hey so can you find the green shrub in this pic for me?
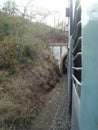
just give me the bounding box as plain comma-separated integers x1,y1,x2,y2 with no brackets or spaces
0,76,3,82
7,66,15,75
3,23,9,36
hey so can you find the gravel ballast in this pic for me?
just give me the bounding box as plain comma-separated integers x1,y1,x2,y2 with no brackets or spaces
50,75,71,130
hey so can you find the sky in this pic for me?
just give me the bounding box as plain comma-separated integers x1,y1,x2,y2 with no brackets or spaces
0,0,68,26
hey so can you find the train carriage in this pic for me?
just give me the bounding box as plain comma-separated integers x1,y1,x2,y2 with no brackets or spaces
67,0,98,130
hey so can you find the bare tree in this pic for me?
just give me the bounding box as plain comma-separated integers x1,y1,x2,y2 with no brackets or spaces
2,0,19,15
52,10,59,28
22,0,34,18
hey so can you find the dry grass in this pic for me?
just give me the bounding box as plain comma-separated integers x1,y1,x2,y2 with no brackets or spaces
0,50,60,129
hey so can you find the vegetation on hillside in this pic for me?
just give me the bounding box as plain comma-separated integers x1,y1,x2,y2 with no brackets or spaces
0,0,67,128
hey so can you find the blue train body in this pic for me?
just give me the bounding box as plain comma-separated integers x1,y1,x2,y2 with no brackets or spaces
67,0,98,130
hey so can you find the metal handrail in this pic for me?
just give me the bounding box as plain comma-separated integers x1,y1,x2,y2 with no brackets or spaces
72,74,81,86
72,67,82,71
73,37,81,54
72,5,81,38
73,52,82,61
72,21,81,48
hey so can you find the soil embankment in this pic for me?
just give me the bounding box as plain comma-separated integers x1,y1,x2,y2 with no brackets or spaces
0,50,60,129
32,76,71,130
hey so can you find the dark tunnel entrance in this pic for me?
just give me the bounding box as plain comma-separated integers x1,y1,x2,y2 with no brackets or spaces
63,55,67,74
60,53,68,75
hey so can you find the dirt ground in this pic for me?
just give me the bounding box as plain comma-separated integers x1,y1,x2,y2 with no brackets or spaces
32,76,71,130
0,71,71,130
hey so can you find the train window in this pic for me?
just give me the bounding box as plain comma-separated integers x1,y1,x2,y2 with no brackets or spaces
72,2,82,98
